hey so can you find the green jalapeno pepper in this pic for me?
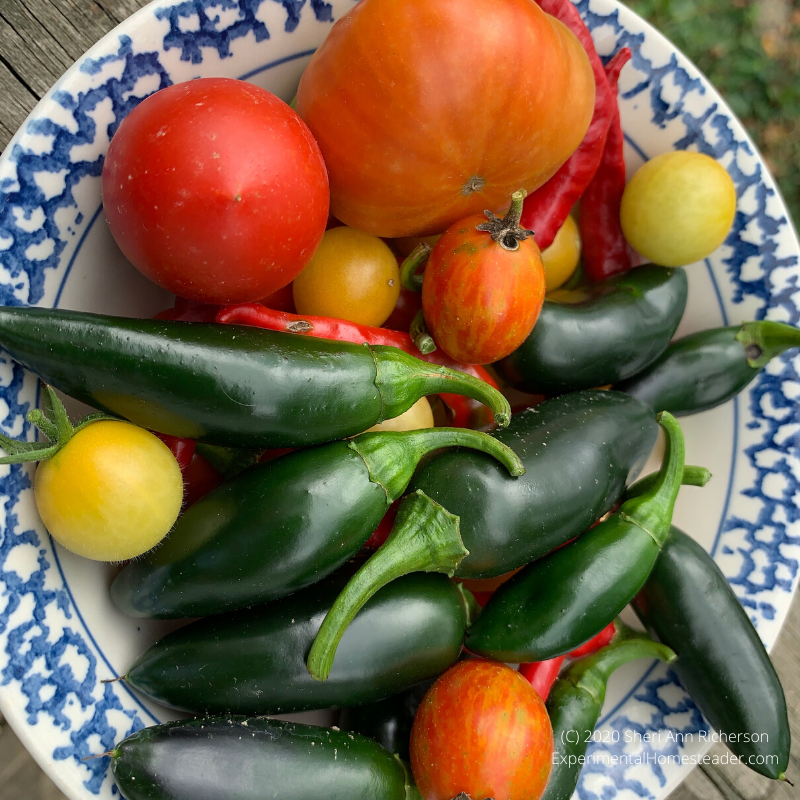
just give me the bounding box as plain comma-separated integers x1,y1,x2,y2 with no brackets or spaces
123,572,468,716
0,307,510,448
410,390,659,579
618,320,800,416
495,265,688,394
466,411,685,662
339,679,435,761
111,717,422,800
543,631,676,800
633,526,791,780
110,426,522,619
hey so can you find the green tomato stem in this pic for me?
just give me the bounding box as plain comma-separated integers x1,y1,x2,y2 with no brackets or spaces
0,383,119,465
400,243,431,293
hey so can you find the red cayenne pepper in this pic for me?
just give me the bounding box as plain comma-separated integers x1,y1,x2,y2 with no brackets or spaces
215,303,500,427
519,621,618,700
580,48,634,282
154,434,196,474
520,657,565,701
520,0,614,249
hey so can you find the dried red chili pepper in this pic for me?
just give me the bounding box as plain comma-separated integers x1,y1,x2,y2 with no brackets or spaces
518,621,618,699
580,48,634,282
519,0,614,250
216,303,499,427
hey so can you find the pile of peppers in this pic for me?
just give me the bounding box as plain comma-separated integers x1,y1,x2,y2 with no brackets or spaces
0,1,796,798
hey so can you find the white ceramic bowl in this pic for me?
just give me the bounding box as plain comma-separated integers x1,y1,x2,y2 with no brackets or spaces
0,1,798,798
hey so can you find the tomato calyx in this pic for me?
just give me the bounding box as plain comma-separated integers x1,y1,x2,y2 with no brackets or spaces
0,384,119,465
476,189,535,251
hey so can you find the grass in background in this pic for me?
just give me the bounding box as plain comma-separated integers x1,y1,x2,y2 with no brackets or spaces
624,0,800,229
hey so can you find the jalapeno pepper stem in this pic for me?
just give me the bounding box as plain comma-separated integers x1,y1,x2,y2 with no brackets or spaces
400,243,431,292
565,628,675,707
617,411,685,548
625,464,711,500
351,427,524,503
371,345,511,427
476,189,535,252
410,310,436,354
736,320,800,368
307,490,467,682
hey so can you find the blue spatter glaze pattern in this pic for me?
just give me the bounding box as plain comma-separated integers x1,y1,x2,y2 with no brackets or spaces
0,1,798,798
155,0,334,63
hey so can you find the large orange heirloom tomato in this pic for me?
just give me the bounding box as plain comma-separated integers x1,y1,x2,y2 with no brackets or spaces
295,0,595,238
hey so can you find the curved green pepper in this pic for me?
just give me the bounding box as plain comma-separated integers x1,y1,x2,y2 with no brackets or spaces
466,412,685,661
123,572,466,715
0,307,510,448
633,526,791,780
340,680,434,762
410,390,659,579
543,632,676,800
111,717,422,800
110,427,522,619
618,320,800,415
495,265,688,394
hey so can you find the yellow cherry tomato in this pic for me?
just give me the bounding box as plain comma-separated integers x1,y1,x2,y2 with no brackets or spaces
34,421,183,562
366,397,435,433
540,214,581,291
293,226,400,326
620,151,736,267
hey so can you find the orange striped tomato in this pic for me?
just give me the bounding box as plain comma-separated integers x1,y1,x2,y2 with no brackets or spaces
410,660,553,800
421,198,545,364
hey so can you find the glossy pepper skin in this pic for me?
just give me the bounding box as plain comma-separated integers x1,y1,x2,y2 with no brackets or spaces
634,527,790,780
111,427,521,619
618,320,800,415
124,573,467,716
543,634,675,800
111,717,421,800
467,412,685,660
495,265,688,394
410,391,658,579
0,307,509,448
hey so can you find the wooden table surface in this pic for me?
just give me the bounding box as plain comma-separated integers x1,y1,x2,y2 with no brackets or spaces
0,1,799,798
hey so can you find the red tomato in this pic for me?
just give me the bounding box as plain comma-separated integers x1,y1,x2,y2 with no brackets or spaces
422,194,546,364
103,78,329,304
295,0,595,237
410,660,553,800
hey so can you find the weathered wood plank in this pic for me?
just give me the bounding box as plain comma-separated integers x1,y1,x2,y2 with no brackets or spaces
95,0,150,26
16,0,119,62
0,53,38,154
0,715,69,800
0,2,74,97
